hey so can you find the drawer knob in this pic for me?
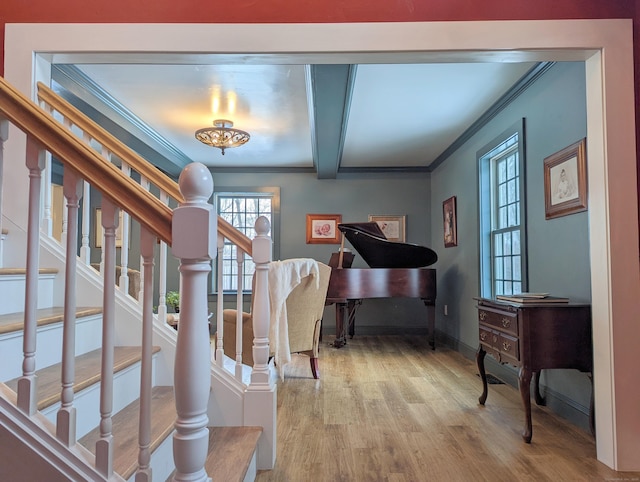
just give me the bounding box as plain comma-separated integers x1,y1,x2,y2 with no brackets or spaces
501,318,511,328
479,311,487,321
480,332,487,341
502,341,511,351
493,335,498,343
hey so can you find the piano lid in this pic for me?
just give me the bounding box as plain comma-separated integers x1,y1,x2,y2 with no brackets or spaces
338,223,438,269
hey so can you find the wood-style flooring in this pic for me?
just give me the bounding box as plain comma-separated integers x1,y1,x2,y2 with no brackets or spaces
256,335,640,482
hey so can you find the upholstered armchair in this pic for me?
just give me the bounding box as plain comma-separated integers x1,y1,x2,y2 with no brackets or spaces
220,259,331,379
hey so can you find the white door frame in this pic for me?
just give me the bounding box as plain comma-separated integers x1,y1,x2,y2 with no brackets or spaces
4,20,639,470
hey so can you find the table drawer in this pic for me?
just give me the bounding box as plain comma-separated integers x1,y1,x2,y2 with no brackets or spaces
478,308,518,336
498,332,519,361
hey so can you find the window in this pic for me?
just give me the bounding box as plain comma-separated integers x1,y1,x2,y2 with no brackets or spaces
478,120,527,298
214,188,280,292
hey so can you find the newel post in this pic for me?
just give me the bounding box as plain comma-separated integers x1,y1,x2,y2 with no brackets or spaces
171,163,216,482
244,216,277,470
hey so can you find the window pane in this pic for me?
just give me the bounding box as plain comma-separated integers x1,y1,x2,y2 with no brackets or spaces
504,281,512,295
504,256,512,279
513,281,522,294
498,161,506,183
513,255,522,280
507,179,516,203
495,257,503,279
499,183,506,206
503,232,512,255
508,203,517,227
498,207,506,228
512,231,521,255
494,233,502,256
507,155,515,179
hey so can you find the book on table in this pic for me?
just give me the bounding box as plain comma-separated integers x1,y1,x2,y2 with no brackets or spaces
496,293,569,303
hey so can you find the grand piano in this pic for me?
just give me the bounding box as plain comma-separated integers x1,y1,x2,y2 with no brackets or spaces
326,222,438,349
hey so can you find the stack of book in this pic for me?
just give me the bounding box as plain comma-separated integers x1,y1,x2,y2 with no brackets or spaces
496,293,569,303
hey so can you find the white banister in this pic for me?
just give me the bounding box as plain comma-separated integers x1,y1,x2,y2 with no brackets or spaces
171,163,216,482
244,216,277,469
17,137,45,416
95,199,118,479
136,226,156,482
56,171,83,447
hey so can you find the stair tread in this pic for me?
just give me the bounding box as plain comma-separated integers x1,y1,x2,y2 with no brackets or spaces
5,345,160,411
0,267,58,276
205,426,262,482
0,306,103,335
79,385,176,480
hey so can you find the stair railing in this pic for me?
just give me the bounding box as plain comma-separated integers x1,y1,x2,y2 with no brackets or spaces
1,75,277,478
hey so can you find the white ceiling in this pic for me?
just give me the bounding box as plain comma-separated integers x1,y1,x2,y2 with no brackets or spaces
63,60,536,176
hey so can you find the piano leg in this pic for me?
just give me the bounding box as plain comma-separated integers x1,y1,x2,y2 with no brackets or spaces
424,300,436,350
331,302,349,348
347,299,362,339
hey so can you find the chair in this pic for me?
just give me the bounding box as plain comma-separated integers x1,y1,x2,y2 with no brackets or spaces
220,259,331,379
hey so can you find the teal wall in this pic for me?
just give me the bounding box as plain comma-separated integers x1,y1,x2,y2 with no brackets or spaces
210,171,434,334
430,61,592,424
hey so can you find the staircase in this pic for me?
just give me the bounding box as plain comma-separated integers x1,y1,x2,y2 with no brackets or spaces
0,75,276,480
0,266,262,481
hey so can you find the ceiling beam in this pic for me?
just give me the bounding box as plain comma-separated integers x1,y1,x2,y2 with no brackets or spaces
309,65,356,179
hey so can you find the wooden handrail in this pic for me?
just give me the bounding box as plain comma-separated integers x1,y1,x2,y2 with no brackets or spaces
37,82,183,203
36,81,252,255
0,75,172,243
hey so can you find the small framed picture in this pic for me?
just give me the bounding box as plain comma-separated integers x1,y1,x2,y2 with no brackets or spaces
306,214,342,244
368,215,406,242
443,196,457,248
544,138,588,219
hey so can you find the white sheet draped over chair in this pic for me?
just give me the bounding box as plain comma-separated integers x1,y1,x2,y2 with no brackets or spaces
221,258,331,379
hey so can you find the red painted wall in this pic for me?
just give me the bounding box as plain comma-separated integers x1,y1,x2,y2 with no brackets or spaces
0,0,635,73
1,0,639,235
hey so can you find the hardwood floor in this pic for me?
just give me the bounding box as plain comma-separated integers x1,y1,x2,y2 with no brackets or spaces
256,335,639,482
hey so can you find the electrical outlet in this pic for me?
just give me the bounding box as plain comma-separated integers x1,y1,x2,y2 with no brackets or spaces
444,305,448,316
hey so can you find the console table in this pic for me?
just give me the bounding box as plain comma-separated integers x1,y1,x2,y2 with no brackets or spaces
474,297,593,443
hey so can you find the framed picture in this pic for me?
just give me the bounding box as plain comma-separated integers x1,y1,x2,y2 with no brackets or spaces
95,208,125,248
443,196,457,248
368,215,406,242
306,214,342,244
544,138,588,219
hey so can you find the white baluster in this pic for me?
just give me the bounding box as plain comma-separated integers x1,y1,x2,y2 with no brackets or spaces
215,235,225,367
17,137,45,416
136,226,156,482
95,199,118,478
171,163,215,482
158,192,169,324
138,177,150,301
56,172,83,446
39,101,55,237
235,254,244,380
244,216,277,470
42,152,53,237
0,119,7,268
119,163,131,296
79,181,91,264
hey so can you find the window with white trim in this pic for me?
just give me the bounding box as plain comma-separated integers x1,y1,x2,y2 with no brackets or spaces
214,188,279,292
478,120,527,298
